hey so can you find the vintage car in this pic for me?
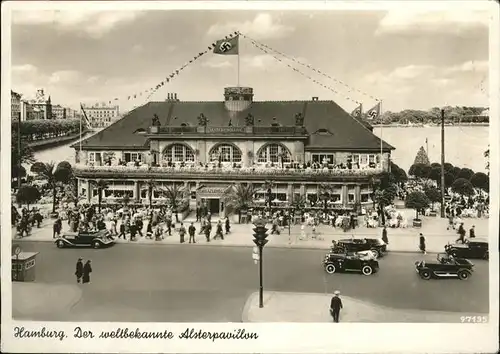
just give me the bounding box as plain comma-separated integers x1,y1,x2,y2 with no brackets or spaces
444,238,489,260
323,251,380,276
331,238,387,258
55,230,114,249
415,253,474,280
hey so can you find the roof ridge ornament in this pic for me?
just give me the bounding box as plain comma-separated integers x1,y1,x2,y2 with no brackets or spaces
152,114,161,127
245,113,254,127
197,113,208,126
295,112,304,127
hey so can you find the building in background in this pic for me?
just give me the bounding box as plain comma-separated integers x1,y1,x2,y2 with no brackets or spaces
73,87,394,216
52,104,67,120
81,102,120,128
28,89,52,120
11,90,22,121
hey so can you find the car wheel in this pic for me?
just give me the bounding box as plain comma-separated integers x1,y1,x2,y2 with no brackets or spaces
361,265,373,276
452,251,458,257
56,240,65,248
325,264,336,274
458,270,470,280
420,269,432,280
370,249,379,258
92,241,100,249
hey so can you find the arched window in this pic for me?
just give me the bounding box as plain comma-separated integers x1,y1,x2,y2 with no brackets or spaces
257,143,291,163
163,144,195,162
209,144,242,163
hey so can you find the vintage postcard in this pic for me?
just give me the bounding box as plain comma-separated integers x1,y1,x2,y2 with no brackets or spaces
1,1,499,353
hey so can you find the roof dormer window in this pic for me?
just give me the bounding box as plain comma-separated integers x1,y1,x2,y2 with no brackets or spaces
314,128,333,135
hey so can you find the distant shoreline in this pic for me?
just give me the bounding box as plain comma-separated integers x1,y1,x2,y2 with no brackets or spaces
372,123,489,128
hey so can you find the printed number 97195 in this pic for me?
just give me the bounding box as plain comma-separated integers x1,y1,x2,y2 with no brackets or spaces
460,316,488,323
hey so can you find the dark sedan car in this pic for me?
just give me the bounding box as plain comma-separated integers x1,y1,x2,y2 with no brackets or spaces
444,238,489,260
415,253,474,280
323,251,380,276
55,230,114,249
331,238,387,258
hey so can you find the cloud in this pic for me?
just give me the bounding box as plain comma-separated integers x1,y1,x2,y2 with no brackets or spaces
207,13,294,40
376,10,489,35
12,10,142,38
12,64,38,75
445,60,489,74
48,70,82,84
201,57,233,68
364,65,437,85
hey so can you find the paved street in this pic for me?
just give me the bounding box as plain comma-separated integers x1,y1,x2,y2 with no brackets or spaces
14,241,489,322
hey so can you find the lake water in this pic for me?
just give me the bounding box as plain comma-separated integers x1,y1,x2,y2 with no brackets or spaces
33,126,489,173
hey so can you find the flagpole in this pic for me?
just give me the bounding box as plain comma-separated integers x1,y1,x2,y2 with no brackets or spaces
237,51,240,87
79,103,82,153
379,100,383,170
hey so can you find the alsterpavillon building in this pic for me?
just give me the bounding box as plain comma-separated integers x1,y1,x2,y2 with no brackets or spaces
73,86,395,216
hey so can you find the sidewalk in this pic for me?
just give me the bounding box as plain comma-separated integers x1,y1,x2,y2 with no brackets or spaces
12,282,82,320
242,291,464,323
11,214,489,254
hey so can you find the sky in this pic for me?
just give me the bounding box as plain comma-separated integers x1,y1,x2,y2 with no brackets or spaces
9,3,491,113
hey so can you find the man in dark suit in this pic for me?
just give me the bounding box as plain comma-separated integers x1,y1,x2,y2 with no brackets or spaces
330,290,343,323
75,257,83,283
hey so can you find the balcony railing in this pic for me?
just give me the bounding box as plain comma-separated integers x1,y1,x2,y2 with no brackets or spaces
149,125,307,135
74,164,382,180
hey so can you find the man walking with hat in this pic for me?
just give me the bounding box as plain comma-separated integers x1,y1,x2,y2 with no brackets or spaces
75,257,83,283
330,290,343,323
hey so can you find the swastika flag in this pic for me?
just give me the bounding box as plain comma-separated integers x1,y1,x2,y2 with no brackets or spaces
366,102,381,120
213,35,239,55
351,104,362,118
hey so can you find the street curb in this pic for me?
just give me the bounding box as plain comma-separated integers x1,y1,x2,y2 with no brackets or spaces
240,291,486,322
11,238,440,255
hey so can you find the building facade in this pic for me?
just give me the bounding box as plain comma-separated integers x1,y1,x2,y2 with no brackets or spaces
28,89,52,120
52,104,67,119
81,102,120,128
11,90,22,121
73,86,394,217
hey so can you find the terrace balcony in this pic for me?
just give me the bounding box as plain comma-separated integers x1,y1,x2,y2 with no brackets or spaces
73,163,383,182
147,125,309,137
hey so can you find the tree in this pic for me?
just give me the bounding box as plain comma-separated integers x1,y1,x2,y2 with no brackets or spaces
16,185,41,210
443,163,454,172
470,172,489,193
11,165,26,182
30,161,61,213
413,146,430,165
262,179,276,208
451,178,474,196
484,148,489,172
319,183,334,212
424,186,441,210
457,167,474,181
430,162,441,169
404,191,430,220
120,193,131,207
451,167,462,178
11,127,35,167
390,162,408,183
144,179,158,208
408,163,428,178
224,183,256,222
163,184,185,222
90,179,109,212
291,194,306,211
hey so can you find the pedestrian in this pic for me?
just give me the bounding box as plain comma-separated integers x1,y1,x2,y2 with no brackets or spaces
456,222,466,243
179,222,186,243
469,225,476,238
419,233,426,254
118,221,126,239
110,217,117,236
136,217,144,237
130,221,137,241
82,260,92,284
382,226,389,245
330,290,343,323
188,222,196,243
214,220,224,240
53,217,62,239
225,217,230,234
166,216,172,236
146,222,153,239
75,257,83,283
205,221,211,242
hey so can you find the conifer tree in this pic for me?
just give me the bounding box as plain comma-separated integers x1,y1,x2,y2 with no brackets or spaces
413,146,430,165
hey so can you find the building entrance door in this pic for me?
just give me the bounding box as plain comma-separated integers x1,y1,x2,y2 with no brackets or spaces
208,199,220,215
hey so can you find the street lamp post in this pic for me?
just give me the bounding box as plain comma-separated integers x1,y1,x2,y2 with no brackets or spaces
252,219,269,308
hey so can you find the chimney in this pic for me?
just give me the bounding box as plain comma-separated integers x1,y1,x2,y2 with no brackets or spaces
174,93,178,101
312,97,319,101
167,93,171,100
